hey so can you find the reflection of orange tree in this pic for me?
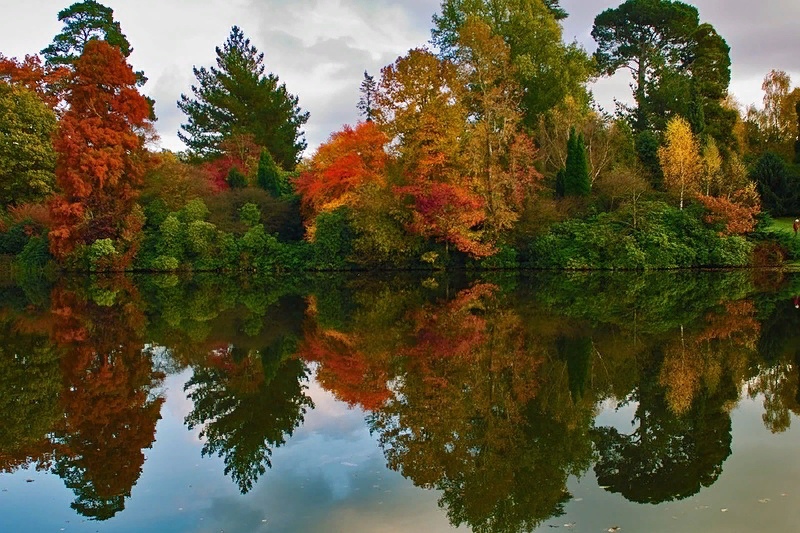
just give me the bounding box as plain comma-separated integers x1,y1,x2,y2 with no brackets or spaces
369,284,593,533
659,300,759,415
49,280,164,521
296,295,392,411
184,338,313,493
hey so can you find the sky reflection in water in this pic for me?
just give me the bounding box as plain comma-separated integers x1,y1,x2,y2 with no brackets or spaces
1,271,800,532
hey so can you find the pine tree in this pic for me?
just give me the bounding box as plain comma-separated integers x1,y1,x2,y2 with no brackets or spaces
357,70,377,122
178,26,309,169
257,149,283,197
41,0,145,85
563,127,590,196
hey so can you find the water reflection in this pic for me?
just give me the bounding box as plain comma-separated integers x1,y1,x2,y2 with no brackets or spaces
1,270,800,530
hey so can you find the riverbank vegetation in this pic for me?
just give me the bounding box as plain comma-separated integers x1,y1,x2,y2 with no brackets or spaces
3,0,800,272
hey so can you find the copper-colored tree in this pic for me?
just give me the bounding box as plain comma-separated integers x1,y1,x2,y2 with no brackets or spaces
49,40,152,268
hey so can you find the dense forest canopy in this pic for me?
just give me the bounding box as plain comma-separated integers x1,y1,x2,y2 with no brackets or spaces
1,0,800,272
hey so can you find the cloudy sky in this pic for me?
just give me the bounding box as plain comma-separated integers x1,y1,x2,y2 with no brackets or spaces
1,0,798,155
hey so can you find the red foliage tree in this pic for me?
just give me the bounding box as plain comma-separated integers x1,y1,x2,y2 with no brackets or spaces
49,40,152,268
0,53,68,109
294,121,389,219
201,133,261,192
397,181,493,257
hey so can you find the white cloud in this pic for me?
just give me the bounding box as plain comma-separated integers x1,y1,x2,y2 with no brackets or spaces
2,0,798,155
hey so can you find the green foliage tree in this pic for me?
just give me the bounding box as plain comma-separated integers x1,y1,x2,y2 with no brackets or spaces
563,127,590,196
750,152,799,216
226,167,248,189
178,26,309,169
635,130,664,188
593,0,732,146
41,0,145,84
256,148,283,197
432,0,591,125
0,83,57,207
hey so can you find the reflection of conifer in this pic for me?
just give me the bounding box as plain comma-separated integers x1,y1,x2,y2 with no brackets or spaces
557,336,592,401
185,337,313,493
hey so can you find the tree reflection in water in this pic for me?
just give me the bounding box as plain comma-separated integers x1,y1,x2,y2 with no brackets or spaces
1,271,800,528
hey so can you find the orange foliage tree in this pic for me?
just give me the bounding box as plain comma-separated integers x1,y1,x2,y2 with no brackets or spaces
695,183,761,235
294,121,388,225
376,49,492,257
0,53,68,109
49,40,152,268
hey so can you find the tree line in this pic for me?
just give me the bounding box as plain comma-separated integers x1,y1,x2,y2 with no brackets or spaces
2,0,800,272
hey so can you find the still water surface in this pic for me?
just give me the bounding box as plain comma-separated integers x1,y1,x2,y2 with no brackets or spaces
1,271,800,532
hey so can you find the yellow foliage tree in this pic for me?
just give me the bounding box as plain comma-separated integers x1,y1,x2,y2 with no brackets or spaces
658,116,702,210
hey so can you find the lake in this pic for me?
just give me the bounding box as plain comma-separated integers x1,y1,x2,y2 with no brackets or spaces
1,270,800,532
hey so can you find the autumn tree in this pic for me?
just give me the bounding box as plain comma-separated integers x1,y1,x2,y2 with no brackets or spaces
433,0,592,125
658,116,702,209
178,26,308,169
49,40,152,268
0,54,69,109
376,48,491,257
455,18,541,237
294,121,388,223
0,83,58,207
745,70,800,159
694,147,761,235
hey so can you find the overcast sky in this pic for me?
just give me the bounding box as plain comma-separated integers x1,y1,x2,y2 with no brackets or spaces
1,0,798,155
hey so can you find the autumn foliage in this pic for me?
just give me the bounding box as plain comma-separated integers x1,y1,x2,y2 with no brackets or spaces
294,121,388,220
0,53,68,108
48,40,152,267
695,184,761,236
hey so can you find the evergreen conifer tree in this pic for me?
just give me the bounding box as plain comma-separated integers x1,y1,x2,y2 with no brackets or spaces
226,167,248,189
563,127,590,196
257,148,283,197
178,26,309,169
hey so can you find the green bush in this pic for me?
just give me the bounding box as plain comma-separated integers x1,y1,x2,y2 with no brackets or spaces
239,203,261,227
15,235,51,272
313,208,354,270
151,255,180,271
